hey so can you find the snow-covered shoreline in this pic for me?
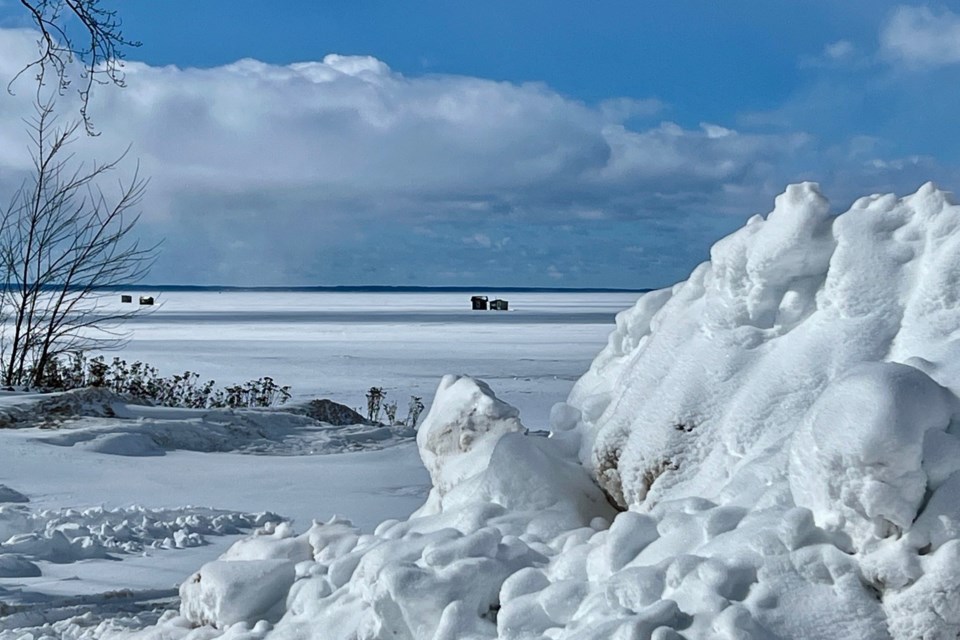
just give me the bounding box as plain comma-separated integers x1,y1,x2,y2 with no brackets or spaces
99,290,638,430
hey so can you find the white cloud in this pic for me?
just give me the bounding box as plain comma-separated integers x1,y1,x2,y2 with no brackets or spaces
3,36,804,206
880,5,960,67
797,39,871,71
825,40,855,61
464,233,492,248
0,26,948,286
597,97,663,122
700,123,735,139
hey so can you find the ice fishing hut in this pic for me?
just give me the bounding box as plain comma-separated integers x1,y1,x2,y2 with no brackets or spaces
139,296,155,306
490,299,509,311
120,294,132,303
471,295,488,310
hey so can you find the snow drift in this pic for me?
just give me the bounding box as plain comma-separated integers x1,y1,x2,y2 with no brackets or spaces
141,183,960,639
0,389,415,456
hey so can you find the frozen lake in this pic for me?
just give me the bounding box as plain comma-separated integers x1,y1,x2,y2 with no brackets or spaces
0,290,642,614
104,290,642,427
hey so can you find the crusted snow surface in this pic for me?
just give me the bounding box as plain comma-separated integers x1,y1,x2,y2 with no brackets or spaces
134,183,960,639
0,390,415,456
0,504,282,576
0,503,284,640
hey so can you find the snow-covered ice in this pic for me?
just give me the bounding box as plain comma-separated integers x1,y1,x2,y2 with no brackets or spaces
105,291,637,429
0,290,627,638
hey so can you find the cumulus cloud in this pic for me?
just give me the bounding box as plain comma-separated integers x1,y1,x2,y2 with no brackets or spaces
0,27,951,287
2,34,792,221
880,5,960,67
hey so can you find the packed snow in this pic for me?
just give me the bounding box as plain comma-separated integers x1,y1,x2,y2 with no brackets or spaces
30,396,415,457
7,183,960,638
0,504,282,576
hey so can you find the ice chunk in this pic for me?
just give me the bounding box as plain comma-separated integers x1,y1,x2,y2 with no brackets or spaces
180,559,296,628
0,553,41,577
789,362,956,549
416,375,525,504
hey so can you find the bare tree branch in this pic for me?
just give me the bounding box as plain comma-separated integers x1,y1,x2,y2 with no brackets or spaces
0,99,159,387
9,0,141,135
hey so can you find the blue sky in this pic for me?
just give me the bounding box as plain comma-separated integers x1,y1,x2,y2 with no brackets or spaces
0,1,959,287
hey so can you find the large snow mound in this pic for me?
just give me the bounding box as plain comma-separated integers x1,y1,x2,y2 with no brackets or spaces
137,183,960,639
568,182,960,517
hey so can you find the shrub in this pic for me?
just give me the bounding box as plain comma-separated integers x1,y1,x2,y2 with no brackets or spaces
406,396,425,428
383,400,398,425
365,389,426,427
366,387,384,423
29,353,291,409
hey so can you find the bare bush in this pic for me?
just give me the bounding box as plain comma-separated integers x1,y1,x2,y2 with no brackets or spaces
406,395,424,428
0,100,157,388
34,353,291,409
366,386,384,423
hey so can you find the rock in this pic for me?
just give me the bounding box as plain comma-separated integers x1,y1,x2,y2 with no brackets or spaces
0,554,41,577
290,399,370,426
0,484,29,503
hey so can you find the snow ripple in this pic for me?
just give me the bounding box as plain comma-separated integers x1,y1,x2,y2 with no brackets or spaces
0,504,283,576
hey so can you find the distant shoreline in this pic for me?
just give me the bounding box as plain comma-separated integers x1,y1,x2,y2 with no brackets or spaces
96,284,653,294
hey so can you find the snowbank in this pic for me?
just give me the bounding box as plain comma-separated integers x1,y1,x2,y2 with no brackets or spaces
140,183,960,639
563,182,960,636
0,391,414,456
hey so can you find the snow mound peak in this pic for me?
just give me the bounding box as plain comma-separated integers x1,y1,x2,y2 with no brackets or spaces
416,375,526,506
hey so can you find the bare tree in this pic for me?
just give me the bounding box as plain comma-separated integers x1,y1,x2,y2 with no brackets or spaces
0,99,157,387
10,0,140,134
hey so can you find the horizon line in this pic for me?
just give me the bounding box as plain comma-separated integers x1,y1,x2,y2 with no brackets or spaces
103,284,653,294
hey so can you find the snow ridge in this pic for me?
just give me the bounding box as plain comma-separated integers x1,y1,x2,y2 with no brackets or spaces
0,392,415,457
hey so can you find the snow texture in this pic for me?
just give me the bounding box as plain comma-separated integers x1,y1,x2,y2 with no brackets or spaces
0,503,282,571
1,391,414,456
48,183,960,638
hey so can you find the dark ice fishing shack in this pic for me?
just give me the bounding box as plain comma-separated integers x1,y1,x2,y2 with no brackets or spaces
470,295,509,311
490,299,509,311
